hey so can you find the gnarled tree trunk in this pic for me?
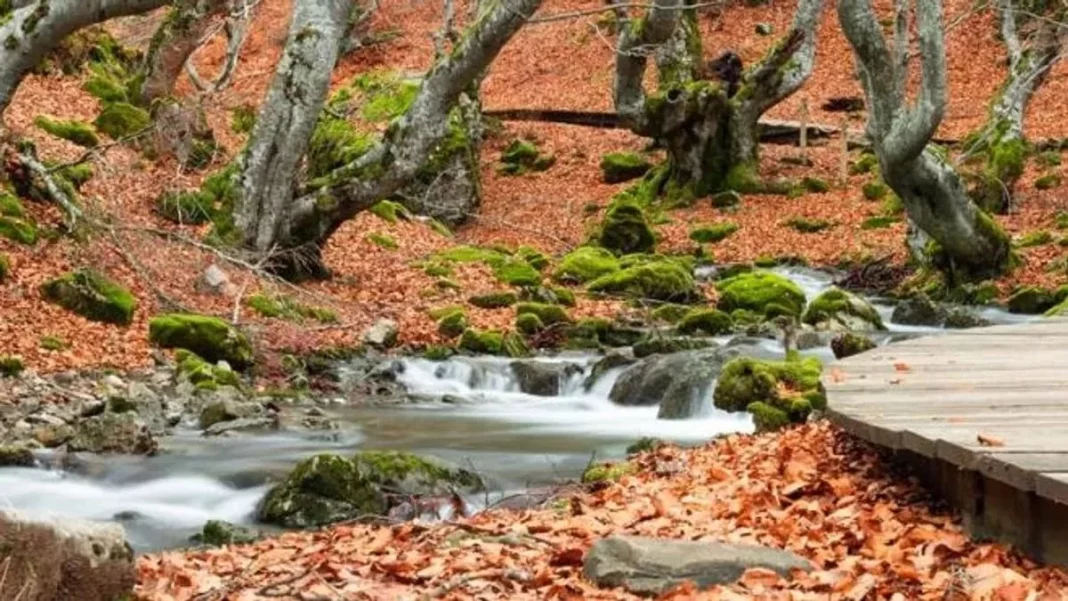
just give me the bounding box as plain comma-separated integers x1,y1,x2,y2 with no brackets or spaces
614,0,824,201
233,0,544,278
839,0,1012,281
141,0,229,104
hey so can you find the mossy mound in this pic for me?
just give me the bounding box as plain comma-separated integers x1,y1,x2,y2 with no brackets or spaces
587,258,697,303
457,328,504,354
831,332,877,359
431,245,541,287
802,288,885,331
520,285,576,307
40,269,136,325
1036,174,1061,190
0,215,37,245
1007,286,1056,314
177,349,240,391
149,313,254,369
581,460,636,484
676,308,733,336
713,356,825,432
600,152,652,184
862,181,888,200
689,222,739,244
190,520,258,547
34,116,99,148
0,254,9,282
783,217,832,233
493,258,541,286
861,215,899,230
93,101,150,139
1016,230,1054,248
715,271,806,319
436,309,467,338
650,303,690,324
369,199,410,224
258,451,484,528
247,293,337,323
564,318,643,349
515,313,544,336
499,139,554,175
516,246,549,270
599,201,655,255
155,190,213,224
0,355,23,378
469,291,517,309
515,302,571,326
554,247,621,283
632,335,716,358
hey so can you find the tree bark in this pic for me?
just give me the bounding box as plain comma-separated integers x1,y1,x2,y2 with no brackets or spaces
613,0,824,201
839,0,1012,281
0,0,171,115
141,0,229,104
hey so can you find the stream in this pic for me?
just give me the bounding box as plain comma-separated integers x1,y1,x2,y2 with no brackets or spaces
0,268,1033,552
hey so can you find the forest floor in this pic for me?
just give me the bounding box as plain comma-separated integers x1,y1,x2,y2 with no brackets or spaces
0,0,1066,598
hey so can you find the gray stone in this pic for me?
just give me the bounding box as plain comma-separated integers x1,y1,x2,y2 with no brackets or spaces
943,308,992,329
0,509,135,601
583,349,635,391
204,415,278,437
26,413,67,427
199,263,233,296
583,536,811,596
364,318,399,349
67,412,157,455
510,361,583,396
891,293,947,326
80,399,106,418
0,444,35,467
101,374,126,389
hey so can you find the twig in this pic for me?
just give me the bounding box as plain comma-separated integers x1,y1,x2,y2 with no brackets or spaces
526,1,722,24
46,126,153,174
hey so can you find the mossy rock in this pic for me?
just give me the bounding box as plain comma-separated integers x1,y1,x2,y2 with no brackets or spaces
457,328,504,354
0,215,37,245
676,308,733,336
1036,174,1062,191
521,285,576,307
715,271,806,319
0,191,24,218
0,355,23,378
632,335,716,358
93,101,150,139
258,451,484,528
862,181,888,200
437,309,467,338
831,332,876,359
502,331,531,358
40,269,136,325
246,293,337,323
190,520,258,547
177,349,240,390
800,176,830,193
650,303,690,324
802,288,885,331
689,222,739,244
515,302,571,326
861,215,899,230
1017,230,1054,248
516,246,549,270
369,199,410,224
565,318,643,349
1007,286,1056,314
149,313,254,369
783,217,832,233
713,356,825,432
366,233,398,250
0,444,34,467
600,152,652,184
625,437,664,455
554,247,620,283
0,253,8,283
34,116,99,148
423,345,455,360
850,153,879,174
581,460,635,484
493,259,541,286
468,291,517,309
599,201,655,255
711,190,742,209
515,312,544,336
587,258,696,303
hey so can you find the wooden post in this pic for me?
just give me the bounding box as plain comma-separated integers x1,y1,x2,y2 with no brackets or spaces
839,119,849,184
799,99,809,161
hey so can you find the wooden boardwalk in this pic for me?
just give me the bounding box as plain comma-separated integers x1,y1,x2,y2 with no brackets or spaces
824,318,1068,565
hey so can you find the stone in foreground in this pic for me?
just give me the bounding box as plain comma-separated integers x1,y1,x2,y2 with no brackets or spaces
583,536,811,596
0,509,135,601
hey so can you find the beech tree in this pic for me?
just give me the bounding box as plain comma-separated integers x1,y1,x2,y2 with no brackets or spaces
613,0,824,202
838,0,1012,280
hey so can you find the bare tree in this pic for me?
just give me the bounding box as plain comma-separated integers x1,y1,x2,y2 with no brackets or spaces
141,0,230,104
839,0,1012,281
613,0,824,202
968,0,1066,212
230,0,543,277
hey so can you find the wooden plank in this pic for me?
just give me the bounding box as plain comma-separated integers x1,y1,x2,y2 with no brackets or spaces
1036,473,1068,505
973,454,1068,492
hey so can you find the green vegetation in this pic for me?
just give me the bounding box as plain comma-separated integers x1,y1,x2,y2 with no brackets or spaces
0,355,24,377
34,116,99,148
1036,174,1061,190
515,312,544,335
860,215,900,230
1017,230,1054,248
599,200,655,255
716,271,806,319
40,269,136,325
39,335,67,351
587,257,697,303
850,153,879,175
156,190,213,224
499,139,554,175
366,232,398,250
1007,286,1056,314
800,176,830,193
0,253,8,282
862,181,888,200
713,356,825,432
515,302,571,325
246,293,337,323
457,328,505,354
94,101,150,138
689,222,739,243
177,349,240,391
600,152,652,184
676,308,733,336
369,199,410,224
468,291,518,308
802,288,885,330
436,308,467,338
431,245,542,287
0,215,36,245
554,247,621,283
581,460,636,484
831,332,876,359
783,217,832,233
231,104,257,134
148,313,254,368
650,303,690,323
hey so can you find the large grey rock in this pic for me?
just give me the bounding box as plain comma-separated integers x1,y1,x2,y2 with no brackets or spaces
583,349,635,391
198,263,233,296
610,345,778,419
204,415,278,437
510,361,582,396
67,412,157,455
0,509,135,601
891,293,947,326
364,318,399,349
583,536,811,596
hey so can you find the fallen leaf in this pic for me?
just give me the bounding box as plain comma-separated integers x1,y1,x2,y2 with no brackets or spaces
978,432,1006,447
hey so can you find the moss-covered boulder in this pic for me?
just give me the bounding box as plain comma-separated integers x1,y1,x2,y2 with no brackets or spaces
689,222,739,244
600,152,652,184
831,332,877,359
177,349,240,391
715,271,806,319
599,201,655,255
499,139,553,175
554,247,621,283
713,356,825,432
581,460,636,484
34,116,99,148
802,288,885,332
515,302,570,326
515,312,544,336
676,308,733,336
632,335,716,358
0,215,37,245
0,355,23,378
457,327,530,356
0,445,35,467
258,451,485,528
587,258,697,303
190,520,258,547
1007,286,1056,314
650,304,689,324
94,101,150,138
493,258,541,286
890,293,947,326
521,285,576,307
40,269,136,325
436,308,467,338
149,313,254,369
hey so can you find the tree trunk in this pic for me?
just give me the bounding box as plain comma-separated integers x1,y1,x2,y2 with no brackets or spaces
839,0,1012,281
141,0,229,104
0,0,171,115
614,0,823,201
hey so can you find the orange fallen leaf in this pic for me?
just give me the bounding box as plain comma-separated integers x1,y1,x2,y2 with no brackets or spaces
978,432,1006,447
893,362,911,372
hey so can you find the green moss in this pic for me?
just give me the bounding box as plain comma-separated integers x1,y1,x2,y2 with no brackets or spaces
802,287,884,329
1038,150,1062,167
306,116,375,180
860,215,899,230
149,313,254,368
516,246,549,270
423,345,455,360
366,232,398,250
600,152,652,184
800,176,830,193
501,139,539,165
369,199,409,224
40,269,136,325
502,331,531,357
831,332,877,359
783,217,832,233
715,271,806,319
676,308,733,336
650,303,690,323
468,291,518,308
554,247,621,283
0,216,36,245
689,222,738,243
1017,230,1054,248
437,309,467,338
850,153,879,175
457,328,504,354
231,105,256,134
862,181,888,200
711,190,742,209
246,293,336,323
492,259,540,286
176,349,239,390
587,258,696,303
0,355,23,377
434,245,506,263
190,520,258,547
39,335,67,351
581,460,636,484
713,356,824,430
34,116,98,148
515,312,544,335
598,200,655,255
516,302,571,325
0,191,24,218
1007,286,1055,314
881,193,905,215
747,402,792,432
1036,174,1061,190
357,74,419,122
156,190,212,224
93,102,150,139
0,253,8,282
59,163,93,189
549,286,576,306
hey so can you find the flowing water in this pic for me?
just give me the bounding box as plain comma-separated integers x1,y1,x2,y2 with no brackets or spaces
0,268,1032,552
